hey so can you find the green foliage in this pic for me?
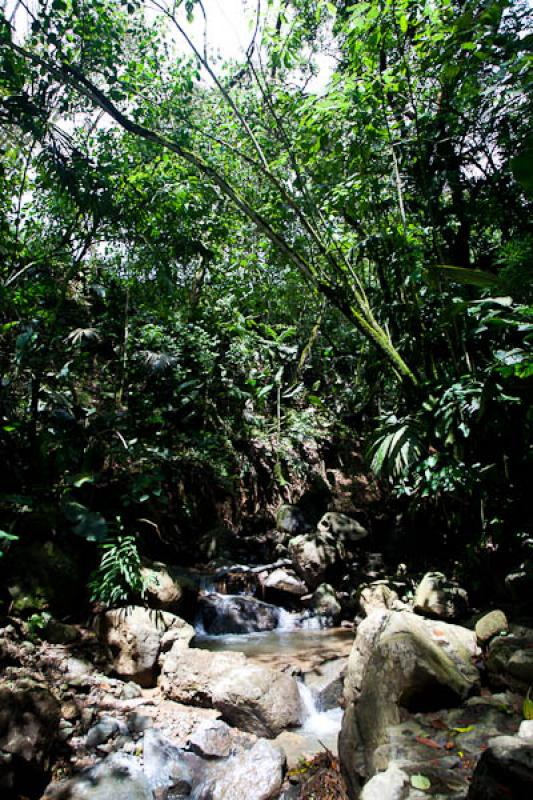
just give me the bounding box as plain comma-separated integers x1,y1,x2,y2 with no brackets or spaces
89,532,147,606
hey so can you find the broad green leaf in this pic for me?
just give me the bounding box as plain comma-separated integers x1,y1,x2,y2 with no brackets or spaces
410,774,431,790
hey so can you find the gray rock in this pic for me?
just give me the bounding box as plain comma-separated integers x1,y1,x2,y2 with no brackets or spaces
486,626,533,691
288,533,337,589
468,735,533,799
143,728,192,793
358,582,406,617
85,719,122,749
414,571,469,620
359,763,409,800
339,610,480,794
303,657,347,711
263,568,307,601
142,559,198,614
188,720,253,759
194,738,285,800
317,512,368,542
197,594,279,635
43,753,152,800
95,606,194,687
127,712,152,734
475,609,509,644
160,645,301,738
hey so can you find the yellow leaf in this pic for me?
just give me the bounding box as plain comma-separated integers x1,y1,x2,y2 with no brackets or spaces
453,725,475,733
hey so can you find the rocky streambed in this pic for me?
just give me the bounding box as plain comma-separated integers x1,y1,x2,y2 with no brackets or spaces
2,508,533,798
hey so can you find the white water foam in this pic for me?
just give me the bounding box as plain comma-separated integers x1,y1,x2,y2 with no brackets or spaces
297,681,343,738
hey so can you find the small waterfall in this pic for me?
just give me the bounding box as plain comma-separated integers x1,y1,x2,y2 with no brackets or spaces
297,680,344,737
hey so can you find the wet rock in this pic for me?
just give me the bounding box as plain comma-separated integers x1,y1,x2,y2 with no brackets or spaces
475,609,509,644
197,594,279,635
339,611,480,795
195,738,285,800
143,728,193,793
310,583,341,622
141,559,198,615
276,504,312,536
468,735,533,799
0,677,61,796
43,753,152,800
303,657,347,711
127,712,152,735
95,606,194,687
317,512,368,542
160,645,301,738
414,571,468,620
288,533,337,589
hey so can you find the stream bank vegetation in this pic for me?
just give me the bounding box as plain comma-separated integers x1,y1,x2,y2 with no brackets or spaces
0,0,531,609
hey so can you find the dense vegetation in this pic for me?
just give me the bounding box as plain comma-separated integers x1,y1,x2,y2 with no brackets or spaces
0,0,531,607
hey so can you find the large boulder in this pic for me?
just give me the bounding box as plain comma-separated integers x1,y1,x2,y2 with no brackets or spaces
197,594,280,635
0,678,61,797
288,533,338,589
339,611,480,796
468,735,533,799
160,645,301,737
95,606,194,687
413,571,469,620
317,512,368,543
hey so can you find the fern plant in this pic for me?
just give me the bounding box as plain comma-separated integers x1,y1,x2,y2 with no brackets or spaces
89,529,147,606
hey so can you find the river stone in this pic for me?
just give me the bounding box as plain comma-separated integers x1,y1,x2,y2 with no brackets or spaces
195,738,285,800
0,678,61,796
197,594,279,635
212,662,302,737
141,559,197,614
95,606,194,687
43,753,152,800
339,610,480,794
317,512,368,542
468,735,533,799
414,571,469,620
475,609,509,644
288,533,337,589
160,645,301,737
188,719,255,759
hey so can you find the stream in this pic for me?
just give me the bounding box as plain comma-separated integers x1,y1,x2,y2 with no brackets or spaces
192,591,354,760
